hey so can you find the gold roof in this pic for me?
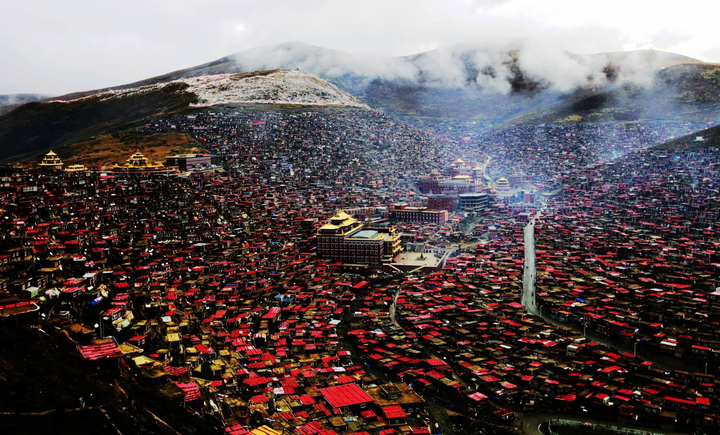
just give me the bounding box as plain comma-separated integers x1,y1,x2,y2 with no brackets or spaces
331,210,353,222
113,151,164,169
65,164,87,172
39,150,64,167
320,210,360,231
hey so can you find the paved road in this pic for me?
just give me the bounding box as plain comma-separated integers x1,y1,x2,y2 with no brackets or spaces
522,207,542,317
389,286,400,327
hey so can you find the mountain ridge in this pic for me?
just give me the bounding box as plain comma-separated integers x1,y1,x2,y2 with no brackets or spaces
0,69,367,163
2,42,720,163
654,124,720,150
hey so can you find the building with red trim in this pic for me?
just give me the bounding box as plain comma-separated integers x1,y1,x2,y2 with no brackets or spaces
165,153,213,171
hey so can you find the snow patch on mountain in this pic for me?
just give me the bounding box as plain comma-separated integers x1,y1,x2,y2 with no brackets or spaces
185,69,369,108
48,69,369,109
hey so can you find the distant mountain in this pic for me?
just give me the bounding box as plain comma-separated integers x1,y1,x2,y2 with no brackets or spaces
226,43,713,121
508,62,720,124
0,69,367,162
0,94,51,106
77,41,711,121
0,93,52,116
653,124,720,150
2,41,719,162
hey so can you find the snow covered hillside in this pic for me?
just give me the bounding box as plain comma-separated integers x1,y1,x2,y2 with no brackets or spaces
50,69,370,109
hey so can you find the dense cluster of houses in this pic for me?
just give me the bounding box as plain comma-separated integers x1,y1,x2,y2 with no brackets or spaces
532,149,720,415
0,108,478,435
0,105,717,434
0,159,443,434
423,120,708,187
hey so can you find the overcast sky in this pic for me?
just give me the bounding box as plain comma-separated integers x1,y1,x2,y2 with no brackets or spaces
2,0,719,95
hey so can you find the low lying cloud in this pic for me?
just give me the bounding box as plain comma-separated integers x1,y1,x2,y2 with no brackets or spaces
231,40,675,95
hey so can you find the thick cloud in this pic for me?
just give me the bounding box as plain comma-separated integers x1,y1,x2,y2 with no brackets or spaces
1,0,718,94
229,39,678,95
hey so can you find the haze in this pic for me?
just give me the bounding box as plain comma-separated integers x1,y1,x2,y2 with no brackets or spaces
1,0,719,95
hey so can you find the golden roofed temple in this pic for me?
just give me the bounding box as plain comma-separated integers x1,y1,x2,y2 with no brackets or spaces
65,164,87,173
38,150,64,169
318,210,363,236
112,152,170,173
496,176,510,191
317,210,402,269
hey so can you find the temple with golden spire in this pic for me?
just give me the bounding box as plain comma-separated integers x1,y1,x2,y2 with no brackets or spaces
496,177,510,192
38,150,64,170
112,151,173,173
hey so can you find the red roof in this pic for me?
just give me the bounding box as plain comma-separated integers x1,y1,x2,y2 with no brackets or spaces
468,392,488,402
319,383,373,408
176,382,201,401
77,341,122,360
164,366,190,377
225,423,250,435
383,405,407,419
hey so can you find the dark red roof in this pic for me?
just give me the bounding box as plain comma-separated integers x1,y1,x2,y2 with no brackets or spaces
319,383,373,408
77,341,122,360
175,382,201,401
383,405,407,419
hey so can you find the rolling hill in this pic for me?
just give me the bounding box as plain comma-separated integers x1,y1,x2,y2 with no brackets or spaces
0,82,197,163
2,42,720,163
508,63,720,124
0,69,367,163
40,42,712,121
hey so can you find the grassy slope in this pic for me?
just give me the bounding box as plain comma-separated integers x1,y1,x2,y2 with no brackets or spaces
653,124,720,150
0,82,197,163
55,132,201,168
